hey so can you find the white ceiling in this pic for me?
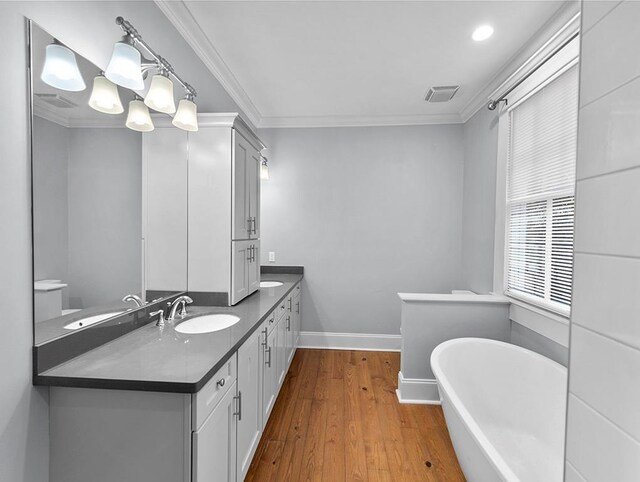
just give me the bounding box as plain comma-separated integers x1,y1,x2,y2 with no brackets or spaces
161,1,568,127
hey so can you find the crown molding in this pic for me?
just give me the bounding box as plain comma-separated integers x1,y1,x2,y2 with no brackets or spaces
154,0,262,128
459,1,581,122
33,99,70,128
258,113,463,129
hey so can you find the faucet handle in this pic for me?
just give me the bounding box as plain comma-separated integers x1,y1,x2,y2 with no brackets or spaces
150,309,166,327
178,296,194,317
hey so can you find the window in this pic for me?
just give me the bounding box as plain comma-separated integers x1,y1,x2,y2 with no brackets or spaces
505,64,579,314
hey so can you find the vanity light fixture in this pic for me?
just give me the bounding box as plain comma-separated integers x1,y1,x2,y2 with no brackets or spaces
107,16,198,126
88,74,124,114
126,95,154,132
472,25,494,42
172,93,199,131
260,157,270,180
41,40,86,92
144,63,176,114
105,34,145,91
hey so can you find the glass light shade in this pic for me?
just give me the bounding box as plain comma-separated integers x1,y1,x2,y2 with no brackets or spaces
41,42,86,92
126,99,154,132
144,74,176,114
88,75,124,114
172,98,198,131
260,162,269,180
105,40,144,91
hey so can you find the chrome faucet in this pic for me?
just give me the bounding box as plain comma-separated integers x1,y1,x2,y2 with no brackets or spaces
168,295,193,321
122,294,145,307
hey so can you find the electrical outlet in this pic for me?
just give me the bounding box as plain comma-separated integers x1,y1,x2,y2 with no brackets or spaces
268,251,276,263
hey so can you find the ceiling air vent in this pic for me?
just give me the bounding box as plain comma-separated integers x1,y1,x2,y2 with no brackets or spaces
425,85,460,103
35,93,78,109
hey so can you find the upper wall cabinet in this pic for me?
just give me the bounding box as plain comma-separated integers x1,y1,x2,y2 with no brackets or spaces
233,131,261,241
145,114,265,306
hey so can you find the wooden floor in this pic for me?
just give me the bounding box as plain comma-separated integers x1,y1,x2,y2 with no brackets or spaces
245,349,465,482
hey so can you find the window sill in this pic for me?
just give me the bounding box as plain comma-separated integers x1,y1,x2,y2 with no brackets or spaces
505,294,571,347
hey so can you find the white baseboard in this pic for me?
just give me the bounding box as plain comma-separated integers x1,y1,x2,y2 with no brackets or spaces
298,331,401,352
396,371,441,405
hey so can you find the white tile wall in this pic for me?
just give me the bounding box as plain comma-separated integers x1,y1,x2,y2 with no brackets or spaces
574,168,640,257
569,325,640,441
576,75,640,180
572,253,640,349
567,1,640,479
579,1,640,107
580,0,622,33
566,395,640,482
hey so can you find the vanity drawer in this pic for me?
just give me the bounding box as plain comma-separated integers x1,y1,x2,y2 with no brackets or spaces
192,353,237,431
276,298,287,321
265,309,277,334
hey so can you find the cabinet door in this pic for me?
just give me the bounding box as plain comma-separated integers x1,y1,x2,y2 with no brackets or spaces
237,325,263,481
276,315,287,388
232,131,251,241
248,240,260,295
293,289,301,348
192,380,237,482
261,313,277,426
248,146,261,239
231,240,250,305
284,294,294,366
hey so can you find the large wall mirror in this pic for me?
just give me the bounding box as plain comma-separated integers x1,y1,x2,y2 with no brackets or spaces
31,21,187,344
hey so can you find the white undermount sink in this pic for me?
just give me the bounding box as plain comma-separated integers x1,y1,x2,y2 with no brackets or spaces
64,312,123,330
175,314,241,334
260,281,283,288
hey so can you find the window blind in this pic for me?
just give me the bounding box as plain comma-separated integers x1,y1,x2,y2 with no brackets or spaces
506,64,578,312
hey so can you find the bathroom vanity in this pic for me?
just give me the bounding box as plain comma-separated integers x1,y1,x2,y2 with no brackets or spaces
40,274,302,482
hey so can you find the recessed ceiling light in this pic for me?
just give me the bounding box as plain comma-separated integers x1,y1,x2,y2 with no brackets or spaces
472,25,494,42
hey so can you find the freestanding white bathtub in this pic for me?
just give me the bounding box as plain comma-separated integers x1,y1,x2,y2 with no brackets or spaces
431,338,567,482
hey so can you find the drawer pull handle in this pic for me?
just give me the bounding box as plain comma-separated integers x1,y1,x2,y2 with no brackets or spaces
286,315,291,331
296,301,300,314
216,378,225,388
261,327,268,346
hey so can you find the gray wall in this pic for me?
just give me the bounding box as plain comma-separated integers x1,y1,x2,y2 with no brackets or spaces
509,321,568,366
67,128,142,308
461,107,498,294
33,117,69,286
259,125,464,335
0,2,251,480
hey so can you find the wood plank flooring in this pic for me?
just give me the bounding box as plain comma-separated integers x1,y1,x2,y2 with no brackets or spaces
245,349,465,482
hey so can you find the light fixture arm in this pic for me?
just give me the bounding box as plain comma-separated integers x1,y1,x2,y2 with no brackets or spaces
115,16,197,98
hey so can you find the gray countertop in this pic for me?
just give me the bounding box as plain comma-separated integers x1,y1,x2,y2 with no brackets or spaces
35,273,302,393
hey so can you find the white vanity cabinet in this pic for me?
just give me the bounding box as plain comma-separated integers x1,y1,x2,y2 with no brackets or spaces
261,310,278,425
236,320,264,481
232,130,261,241
145,114,265,306
231,240,261,305
193,379,237,482
293,284,302,347
49,285,301,482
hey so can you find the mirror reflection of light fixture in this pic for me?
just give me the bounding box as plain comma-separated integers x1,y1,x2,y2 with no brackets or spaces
144,68,176,114
41,40,86,92
88,74,124,114
172,94,198,131
126,95,154,132
105,35,145,91
260,157,269,180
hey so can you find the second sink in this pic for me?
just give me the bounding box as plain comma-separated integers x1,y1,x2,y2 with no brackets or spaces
175,314,241,334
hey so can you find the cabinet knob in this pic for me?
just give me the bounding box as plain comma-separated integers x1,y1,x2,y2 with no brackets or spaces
216,378,225,388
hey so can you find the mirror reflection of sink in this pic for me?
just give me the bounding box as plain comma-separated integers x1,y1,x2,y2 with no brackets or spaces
260,281,283,288
175,314,241,335
64,312,123,330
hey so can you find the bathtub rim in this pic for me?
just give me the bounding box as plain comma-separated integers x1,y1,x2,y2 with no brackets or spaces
431,337,567,482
